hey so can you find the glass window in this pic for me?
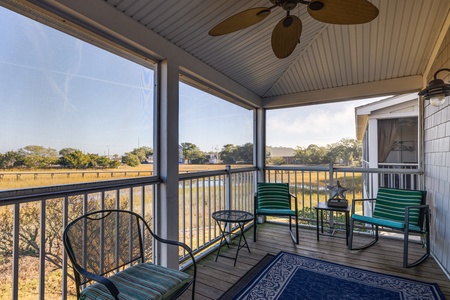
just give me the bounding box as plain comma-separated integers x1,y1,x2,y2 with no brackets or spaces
179,82,253,171
0,7,154,189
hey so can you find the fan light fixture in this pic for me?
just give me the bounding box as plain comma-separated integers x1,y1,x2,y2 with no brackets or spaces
418,68,450,107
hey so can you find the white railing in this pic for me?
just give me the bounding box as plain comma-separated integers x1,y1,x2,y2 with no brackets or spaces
264,164,423,227
0,164,422,299
0,177,160,300
178,167,256,261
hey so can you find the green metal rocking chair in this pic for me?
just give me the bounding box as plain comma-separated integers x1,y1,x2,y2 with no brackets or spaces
253,182,299,244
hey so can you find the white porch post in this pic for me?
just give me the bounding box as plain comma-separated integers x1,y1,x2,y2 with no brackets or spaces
366,118,379,216
155,59,179,269
255,108,265,184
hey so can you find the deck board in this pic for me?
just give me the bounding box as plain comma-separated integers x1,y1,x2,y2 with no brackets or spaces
180,223,450,299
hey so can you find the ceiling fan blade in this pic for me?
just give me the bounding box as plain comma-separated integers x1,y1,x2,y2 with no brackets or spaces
307,0,379,25
209,7,271,36
271,15,302,59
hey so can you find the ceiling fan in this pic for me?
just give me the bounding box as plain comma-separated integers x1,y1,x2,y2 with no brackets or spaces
208,0,379,59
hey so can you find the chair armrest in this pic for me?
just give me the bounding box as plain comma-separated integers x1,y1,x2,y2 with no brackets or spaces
76,267,119,298
142,222,197,282
351,198,376,215
405,204,430,228
289,193,298,212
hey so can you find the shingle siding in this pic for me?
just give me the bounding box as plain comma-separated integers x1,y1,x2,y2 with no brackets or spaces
424,26,450,274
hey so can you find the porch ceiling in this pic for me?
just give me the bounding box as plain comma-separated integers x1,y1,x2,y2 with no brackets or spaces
10,0,450,108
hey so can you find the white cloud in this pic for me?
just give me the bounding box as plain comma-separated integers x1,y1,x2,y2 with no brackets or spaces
266,97,386,148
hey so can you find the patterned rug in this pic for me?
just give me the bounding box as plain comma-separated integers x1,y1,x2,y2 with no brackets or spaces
230,251,444,300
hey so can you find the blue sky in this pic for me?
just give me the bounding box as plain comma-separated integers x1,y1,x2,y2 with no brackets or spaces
1,6,385,156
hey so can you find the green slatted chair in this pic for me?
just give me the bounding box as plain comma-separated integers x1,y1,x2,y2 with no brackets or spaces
349,187,430,268
63,209,196,300
254,183,299,244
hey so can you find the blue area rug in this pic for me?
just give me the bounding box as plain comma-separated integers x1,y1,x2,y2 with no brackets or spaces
233,251,444,300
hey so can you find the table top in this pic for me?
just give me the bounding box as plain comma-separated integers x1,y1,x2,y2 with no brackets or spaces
315,201,350,212
212,210,254,223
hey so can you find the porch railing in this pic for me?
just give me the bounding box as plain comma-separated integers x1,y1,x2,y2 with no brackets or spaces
0,177,160,300
0,164,422,299
178,166,256,261
265,164,422,228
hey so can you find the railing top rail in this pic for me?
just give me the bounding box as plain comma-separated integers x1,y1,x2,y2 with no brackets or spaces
265,165,422,175
333,167,423,174
0,170,153,175
178,166,257,180
378,163,419,166
265,165,330,171
0,176,162,205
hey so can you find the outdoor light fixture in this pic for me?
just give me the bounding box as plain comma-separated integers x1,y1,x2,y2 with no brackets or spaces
418,68,450,107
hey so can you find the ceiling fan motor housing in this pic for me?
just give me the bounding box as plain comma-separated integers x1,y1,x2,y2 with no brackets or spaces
270,0,299,11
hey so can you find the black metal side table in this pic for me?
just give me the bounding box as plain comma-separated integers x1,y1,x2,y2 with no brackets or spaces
315,202,350,245
212,210,253,266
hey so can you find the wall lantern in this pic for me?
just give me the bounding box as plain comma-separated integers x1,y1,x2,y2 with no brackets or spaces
418,68,450,107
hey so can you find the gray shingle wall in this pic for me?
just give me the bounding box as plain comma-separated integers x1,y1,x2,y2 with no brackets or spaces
424,26,450,274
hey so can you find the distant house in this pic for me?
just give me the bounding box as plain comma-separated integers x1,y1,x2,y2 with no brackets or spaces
266,146,296,164
206,153,220,164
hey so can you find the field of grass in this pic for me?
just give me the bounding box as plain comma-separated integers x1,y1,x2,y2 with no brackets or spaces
0,164,236,190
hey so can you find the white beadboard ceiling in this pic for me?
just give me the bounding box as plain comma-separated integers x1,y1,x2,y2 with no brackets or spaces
8,0,450,108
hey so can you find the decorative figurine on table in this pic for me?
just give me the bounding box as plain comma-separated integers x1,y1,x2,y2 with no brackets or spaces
326,181,348,207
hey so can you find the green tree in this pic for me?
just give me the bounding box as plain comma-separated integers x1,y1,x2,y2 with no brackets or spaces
122,153,141,166
235,143,253,163
328,138,362,165
181,142,206,164
269,156,286,165
130,146,153,162
61,150,90,169
18,145,59,169
294,144,328,164
0,151,21,169
220,144,237,164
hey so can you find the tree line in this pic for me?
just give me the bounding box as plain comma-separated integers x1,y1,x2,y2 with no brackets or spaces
292,138,361,166
0,145,153,169
0,138,361,170
183,138,362,166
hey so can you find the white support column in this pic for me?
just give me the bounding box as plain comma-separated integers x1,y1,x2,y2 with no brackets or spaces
255,108,265,183
155,59,179,269
366,118,379,216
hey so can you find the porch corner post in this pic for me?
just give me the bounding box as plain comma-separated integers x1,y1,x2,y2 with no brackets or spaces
255,107,265,184
155,59,180,269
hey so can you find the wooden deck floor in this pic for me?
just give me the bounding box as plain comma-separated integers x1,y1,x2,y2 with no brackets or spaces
180,223,450,299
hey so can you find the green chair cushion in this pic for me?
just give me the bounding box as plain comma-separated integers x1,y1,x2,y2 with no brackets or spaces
80,262,191,300
256,208,296,216
373,188,423,225
352,214,422,232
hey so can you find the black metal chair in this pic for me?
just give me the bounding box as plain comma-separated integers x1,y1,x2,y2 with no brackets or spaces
63,209,196,299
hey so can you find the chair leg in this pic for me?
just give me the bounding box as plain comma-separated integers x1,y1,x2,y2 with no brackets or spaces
253,215,257,242
404,230,430,268
348,218,355,250
349,221,379,250
288,216,299,244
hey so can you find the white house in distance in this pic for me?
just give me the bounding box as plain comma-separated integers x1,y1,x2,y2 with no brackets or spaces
355,93,420,202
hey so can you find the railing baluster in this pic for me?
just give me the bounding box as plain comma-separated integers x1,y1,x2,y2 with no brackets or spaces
12,203,19,300
39,200,46,300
